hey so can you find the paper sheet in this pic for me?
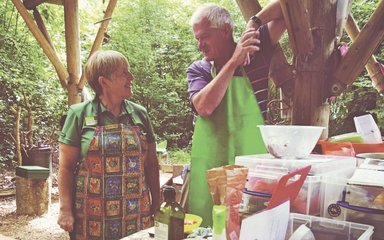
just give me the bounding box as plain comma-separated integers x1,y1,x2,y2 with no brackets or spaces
239,200,290,240
348,168,384,187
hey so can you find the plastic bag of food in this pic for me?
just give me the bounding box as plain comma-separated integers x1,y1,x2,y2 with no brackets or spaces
206,165,248,240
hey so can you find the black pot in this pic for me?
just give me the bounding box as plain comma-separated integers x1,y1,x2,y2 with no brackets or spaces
22,146,52,173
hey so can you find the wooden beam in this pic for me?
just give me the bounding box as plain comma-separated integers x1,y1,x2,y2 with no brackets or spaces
78,0,118,90
345,14,384,93
11,0,68,88
280,0,314,55
23,0,63,10
235,0,262,20
331,0,384,95
32,8,54,50
64,0,82,106
279,0,297,54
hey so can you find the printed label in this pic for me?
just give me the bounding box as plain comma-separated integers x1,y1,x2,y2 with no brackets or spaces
154,221,169,240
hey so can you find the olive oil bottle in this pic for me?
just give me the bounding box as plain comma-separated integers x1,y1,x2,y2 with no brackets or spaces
154,186,185,240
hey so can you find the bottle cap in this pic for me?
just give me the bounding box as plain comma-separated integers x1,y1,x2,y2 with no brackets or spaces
163,186,176,200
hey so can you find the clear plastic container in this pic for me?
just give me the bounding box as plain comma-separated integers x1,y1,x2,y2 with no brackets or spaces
286,213,374,240
239,168,321,216
236,154,356,217
235,154,356,176
322,176,384,240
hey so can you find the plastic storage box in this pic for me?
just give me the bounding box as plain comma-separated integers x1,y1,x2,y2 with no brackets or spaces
236,154,356,216
286,213,374,240
235,154,356,175
322,175,384,240
240,168,322,216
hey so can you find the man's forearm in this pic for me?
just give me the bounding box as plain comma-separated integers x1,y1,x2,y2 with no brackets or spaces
247,0,284,28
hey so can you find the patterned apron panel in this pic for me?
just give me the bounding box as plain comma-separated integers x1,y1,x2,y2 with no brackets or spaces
73,124,152,240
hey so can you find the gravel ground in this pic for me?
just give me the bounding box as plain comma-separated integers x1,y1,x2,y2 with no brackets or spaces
0,156,69,240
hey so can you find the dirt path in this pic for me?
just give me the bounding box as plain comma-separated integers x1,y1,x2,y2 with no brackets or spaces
0,189,69,240
0,197,68,239
0,187,69,240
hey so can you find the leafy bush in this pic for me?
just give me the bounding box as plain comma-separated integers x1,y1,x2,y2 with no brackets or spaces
167,149,191,165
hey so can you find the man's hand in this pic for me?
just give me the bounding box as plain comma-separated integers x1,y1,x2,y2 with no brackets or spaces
233,28,261,66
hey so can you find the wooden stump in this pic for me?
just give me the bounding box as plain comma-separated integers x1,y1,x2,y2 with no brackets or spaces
16,176,51,215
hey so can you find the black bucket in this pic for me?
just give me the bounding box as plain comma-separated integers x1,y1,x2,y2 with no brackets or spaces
22,146,52,173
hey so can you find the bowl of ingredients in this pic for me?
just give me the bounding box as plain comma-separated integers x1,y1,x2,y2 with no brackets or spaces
184,213,203,234
258,125,324,159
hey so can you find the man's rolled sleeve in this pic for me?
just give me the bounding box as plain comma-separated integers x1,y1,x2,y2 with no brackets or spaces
186,60,212,103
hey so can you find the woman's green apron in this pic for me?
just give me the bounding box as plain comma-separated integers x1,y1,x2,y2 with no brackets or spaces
188,69,267,226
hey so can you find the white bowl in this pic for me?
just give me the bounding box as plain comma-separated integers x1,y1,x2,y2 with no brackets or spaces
258,125,324,159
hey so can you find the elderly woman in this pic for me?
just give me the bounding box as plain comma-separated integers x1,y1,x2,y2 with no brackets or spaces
57,50,160,239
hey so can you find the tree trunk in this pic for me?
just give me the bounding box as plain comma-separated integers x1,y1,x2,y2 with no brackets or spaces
291,0,336,129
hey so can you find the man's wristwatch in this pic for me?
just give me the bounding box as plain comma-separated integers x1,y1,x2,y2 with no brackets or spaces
250,15,262,28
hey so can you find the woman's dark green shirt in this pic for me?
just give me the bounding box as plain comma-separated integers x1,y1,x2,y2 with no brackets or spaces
59,98,155,159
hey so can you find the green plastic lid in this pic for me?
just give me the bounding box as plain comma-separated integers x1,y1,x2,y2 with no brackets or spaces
16,166,50,179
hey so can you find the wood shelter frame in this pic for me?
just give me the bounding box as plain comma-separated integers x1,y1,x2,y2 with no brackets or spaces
11,0,384,136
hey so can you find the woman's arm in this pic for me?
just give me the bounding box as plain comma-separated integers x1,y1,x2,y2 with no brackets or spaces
57,143,80,233
145,142,161,215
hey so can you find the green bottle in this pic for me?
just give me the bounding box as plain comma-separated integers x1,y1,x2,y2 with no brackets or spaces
154,186,185,240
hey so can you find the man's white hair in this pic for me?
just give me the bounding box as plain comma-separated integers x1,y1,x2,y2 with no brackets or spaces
190,3,233,29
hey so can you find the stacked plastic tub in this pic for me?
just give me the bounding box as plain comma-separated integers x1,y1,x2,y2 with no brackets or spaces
235,153,357,217
322,158,384,240
285,213,374,240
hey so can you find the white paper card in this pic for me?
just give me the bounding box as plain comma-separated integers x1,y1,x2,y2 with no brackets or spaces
354,114,382,143
239,200,290,240
348,168,384,187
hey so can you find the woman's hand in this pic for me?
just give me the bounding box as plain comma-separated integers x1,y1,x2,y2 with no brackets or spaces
57,209,75,232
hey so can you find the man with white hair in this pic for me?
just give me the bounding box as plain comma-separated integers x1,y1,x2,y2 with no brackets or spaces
187,1,286,226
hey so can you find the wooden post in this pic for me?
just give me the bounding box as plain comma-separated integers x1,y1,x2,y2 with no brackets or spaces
64,0,82,106
345,14,384,93
78,0,118,90
23,0,63,10
16,176,51,215
280,0,314,55
291,0,336,127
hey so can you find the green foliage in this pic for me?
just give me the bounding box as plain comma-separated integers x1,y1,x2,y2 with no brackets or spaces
102,0,200,148
328,0,383,136
0,0,67,164
168,148,191,165
0,0,382,166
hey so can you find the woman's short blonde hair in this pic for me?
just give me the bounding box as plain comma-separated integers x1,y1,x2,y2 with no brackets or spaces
84,50,129,95
190,3,233,29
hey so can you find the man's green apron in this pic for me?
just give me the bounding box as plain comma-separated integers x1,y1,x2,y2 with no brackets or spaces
188,69,267,226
